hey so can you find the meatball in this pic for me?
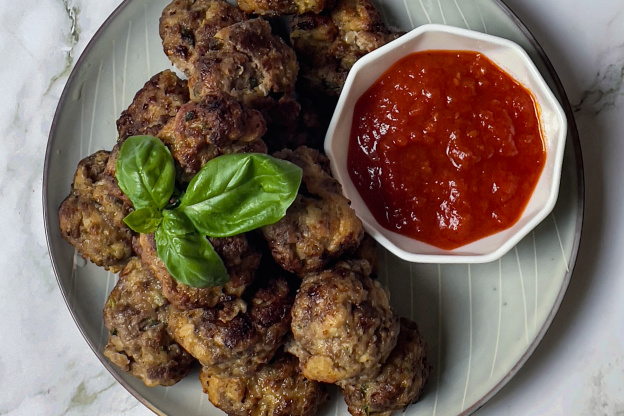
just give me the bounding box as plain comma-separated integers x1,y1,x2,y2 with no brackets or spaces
200,349,328,416
287,260,399,383
159,0,247,76
290,0,401,95
328,0,401,68
236,0,335,16
186,17,303,152
168,275,295,377
103,257,196,387
116,70,190,142
188,18,298,107
58,150,134,272
159,94,267,180
136,232,261,311
261,146,364,276
340,318,431,416
290,13,343,94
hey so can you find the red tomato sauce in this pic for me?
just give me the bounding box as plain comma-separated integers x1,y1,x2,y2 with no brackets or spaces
348,50,545,250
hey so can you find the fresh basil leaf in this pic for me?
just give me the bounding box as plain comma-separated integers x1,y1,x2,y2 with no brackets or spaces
123,206,162,234
180,153,302,237
155,211,229,288
116,135,175,210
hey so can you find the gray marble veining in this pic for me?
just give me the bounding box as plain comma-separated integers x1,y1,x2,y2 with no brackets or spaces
1,0,623,415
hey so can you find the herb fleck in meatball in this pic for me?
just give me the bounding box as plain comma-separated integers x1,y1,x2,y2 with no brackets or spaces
116,70,190,142
160,94,267,180
168,275,295,377
103,257,196,387
136,232,261,311
200,349,328,416
340,318,431,416
236,0,335,16
261,146,364,276
188,18,298,107
287,260,399,383
159,0,247,76
58,150,134,272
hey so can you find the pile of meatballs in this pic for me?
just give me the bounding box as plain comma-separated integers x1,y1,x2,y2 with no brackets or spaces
57,0,430,415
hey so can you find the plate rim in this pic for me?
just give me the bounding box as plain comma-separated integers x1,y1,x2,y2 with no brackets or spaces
42,1,168,414
41,0,585,415
459,1,585,414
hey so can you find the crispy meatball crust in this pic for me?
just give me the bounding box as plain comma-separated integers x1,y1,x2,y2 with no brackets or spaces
287,260,399,383
188,18,298,106
200,350,328,416
236,0,335,16
116,70,190,142
103,257,196,387
341,318,431,416
159,0,247,75
58,150,134,273
168,275,295,377
261,146,364,276
160,94,267,180
136,232,261,310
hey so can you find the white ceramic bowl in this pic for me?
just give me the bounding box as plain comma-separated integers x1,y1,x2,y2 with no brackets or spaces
325,23,567,263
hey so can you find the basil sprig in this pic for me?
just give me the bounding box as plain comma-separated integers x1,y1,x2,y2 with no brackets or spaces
116,135,302,288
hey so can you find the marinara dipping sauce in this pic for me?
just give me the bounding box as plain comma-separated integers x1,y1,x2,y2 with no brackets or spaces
348,50,546,250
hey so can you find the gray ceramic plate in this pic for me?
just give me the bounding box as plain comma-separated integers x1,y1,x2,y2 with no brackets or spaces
43,0,583,415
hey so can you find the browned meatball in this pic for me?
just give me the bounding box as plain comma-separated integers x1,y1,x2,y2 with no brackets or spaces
159,0,247,76
287,260,399,383
168,275,295,377
58,150,134,273
328,0,401,68
188,18,298,107
116,70,190,142
290,13,343,94
290,0,401,95
261,146,364,276
340,318,431,416
200,349,328,416
136,232,261,311
159,94,267,180
184,17,304,152
236,0,335,16
103,257,196,387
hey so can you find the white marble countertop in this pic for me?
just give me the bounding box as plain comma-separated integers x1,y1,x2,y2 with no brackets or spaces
1,0,622,414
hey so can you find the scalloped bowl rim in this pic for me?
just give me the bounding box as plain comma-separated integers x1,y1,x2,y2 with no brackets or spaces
324,23,567,264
